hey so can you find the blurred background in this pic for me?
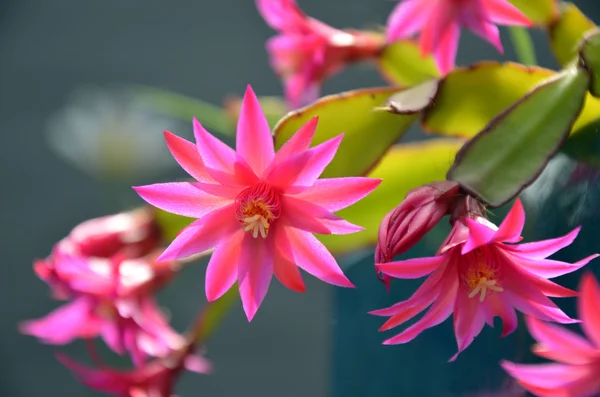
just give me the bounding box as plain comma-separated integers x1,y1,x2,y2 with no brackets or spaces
2,1,600,396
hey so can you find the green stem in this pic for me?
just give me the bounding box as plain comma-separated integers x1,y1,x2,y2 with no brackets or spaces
509,26,538,66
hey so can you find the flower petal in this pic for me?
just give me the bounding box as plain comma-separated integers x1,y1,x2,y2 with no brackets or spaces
484,0,533,26
386,0,432,42
205,230,244,301
283,226,354,287
255,0,307,32
316,217,364,235
450,290,486,361
509,252,598,279
505,286,576,325
494,198,525,243
158,205,237,261
376,255,446,279
579,273,600,347
378,286,439,331
193,118,236,173
461,217,498,254
273,227,306,293
292,177,381,212
280,195,337,234
238,233,274,321
133,182,233,218
505,227,581,259
163,131,214,182
485,293,518,337
275,116,318,161
501,361,595,392
525,316,595,365
236,85,275,176
431,18,460,74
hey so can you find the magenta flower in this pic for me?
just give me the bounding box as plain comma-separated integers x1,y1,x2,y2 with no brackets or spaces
134,85,380,320
502,273,600,397
371,198,597,360
256,0,384,108
386,0,532,74
58,349,211,397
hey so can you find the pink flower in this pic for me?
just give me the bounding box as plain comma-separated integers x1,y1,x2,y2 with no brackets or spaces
256,0,384,108
134,85,381,320
375,181,460,288
386,0,532,74
502,273,600,397
58,349,211,397
371,198,597,360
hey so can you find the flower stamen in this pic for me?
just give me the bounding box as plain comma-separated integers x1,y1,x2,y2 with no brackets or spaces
235,182,281,239
462,249,503,302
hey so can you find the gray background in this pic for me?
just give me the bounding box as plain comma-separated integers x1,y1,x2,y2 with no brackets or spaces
1,1,599,396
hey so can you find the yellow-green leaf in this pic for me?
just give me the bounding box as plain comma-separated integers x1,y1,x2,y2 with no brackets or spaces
508,0,559,25
274,87,418,177
549,2,596,66
154,208,194,243
421,61,600,138
319,139,465,254
377,39,440,87
580,29,600,97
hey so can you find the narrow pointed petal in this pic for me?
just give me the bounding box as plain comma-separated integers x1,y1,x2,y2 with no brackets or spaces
505,288,576,324
280,196,337,234
494,198,525,243
383,276,458,345
158,205,237,261
255,0,307,32
509,253,598,279
283,227,354,287
236,85,275,176
462,217,498,254
505,227,580,259
501,361,594,390
376,255,446,279
275,116,318,161
238,234,274,321
133,182,233,218
386,0,432,41
378,288,439,331
292,177,381,212
486,293,518,337
525,316,595,364
316,217,364,235
432,21,460,75
205,230,244,301
193,118,236,173
579,273,600,347
163,131,214,182
484,0,533,26
451,291,486,360
273,227,306,292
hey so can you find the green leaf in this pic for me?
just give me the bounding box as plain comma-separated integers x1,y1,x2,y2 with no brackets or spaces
377,40,440,87
319,139,465,254
580,29,600,97
274,87,419,177
549,2,596,67
421,62,600,139
448,66,590,207
154,208,194,243
508,26,538,66
508,0,559,25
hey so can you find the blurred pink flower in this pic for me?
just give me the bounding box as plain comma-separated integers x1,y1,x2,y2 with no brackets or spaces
134,85,381,320
502,273,600,397
256,0,384,108
58,348,211,397
386,0,532,74
21,210,183,365
371,199,597,360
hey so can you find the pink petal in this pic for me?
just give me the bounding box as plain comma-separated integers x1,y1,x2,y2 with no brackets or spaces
205,230,245,301
163,131,214,182
484,0,533,26
459,0,503,52
383,275,458,345
505,227,581,259
508,252,598,279
494,198,525,243
292,177,382,212
378,287,439,331
193,118,236,173
485,293,518,337
133,182,233,218
450,290,486,360
284,73,320,109
238,234,274,321
282,226,354,287
273,227,306,292
505,287,576,325
275,116,318,161
255,0,307,32
185,354,213,374
280,195,337,234
579,273,600,347
316,218,364,235
525,316,595,365
158,205,238,261
376,255,446,279
461,217,498,254
236,85,275,176
100,322,124,355
20,298,101,344
432,20,460,75
386,0,432,42
501,361,595,391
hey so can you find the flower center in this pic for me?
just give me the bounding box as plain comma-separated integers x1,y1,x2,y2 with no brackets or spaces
235,182,281,239
461,250,503,302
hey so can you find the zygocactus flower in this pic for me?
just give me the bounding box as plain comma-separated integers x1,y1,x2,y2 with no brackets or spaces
256,0,384,108
134,85,381,321
371,198,597,360
386,0,532,74
502,273,600,397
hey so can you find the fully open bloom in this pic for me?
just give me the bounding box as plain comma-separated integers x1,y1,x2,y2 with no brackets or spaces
134,85,380,320
502,273,600,397
386,0,532,74
371,198,597,360
256,0,384,108
21,210,183,365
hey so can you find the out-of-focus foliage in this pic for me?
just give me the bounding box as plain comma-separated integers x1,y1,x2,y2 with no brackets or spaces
549,2,596,66
377,40,440,87
508,0,558,25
